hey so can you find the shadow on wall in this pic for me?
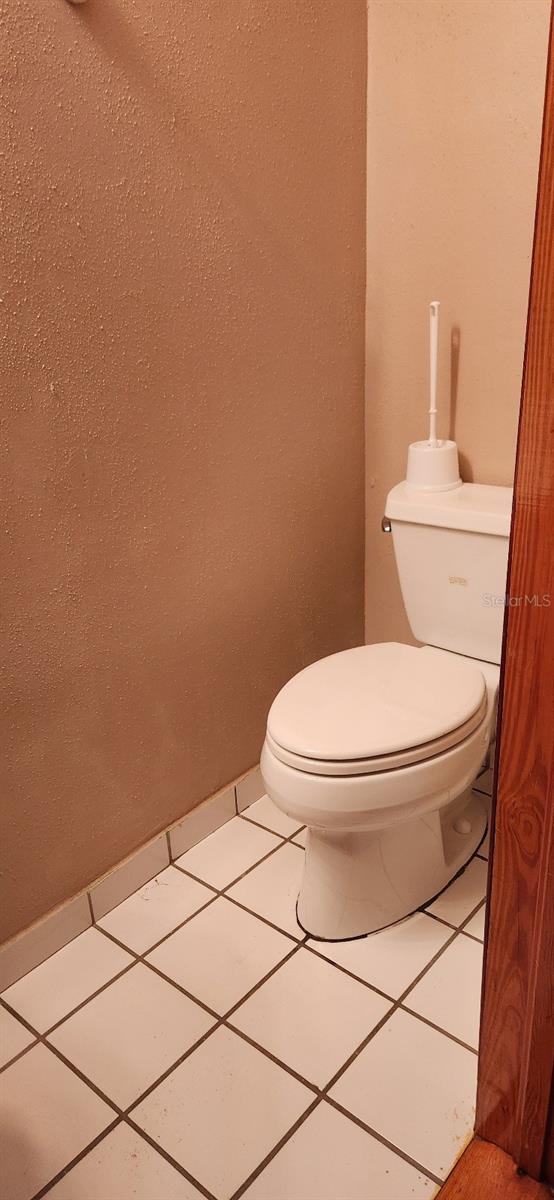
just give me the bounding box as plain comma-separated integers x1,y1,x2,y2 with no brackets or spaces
450,325,473,482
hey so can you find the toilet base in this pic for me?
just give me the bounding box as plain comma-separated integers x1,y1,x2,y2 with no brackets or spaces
296,788,487,941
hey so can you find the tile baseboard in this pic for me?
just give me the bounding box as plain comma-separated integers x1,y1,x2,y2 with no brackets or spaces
0,764,263,992
89,835,170,923
0,894,92,994
169,785,236,859
236,766,265,812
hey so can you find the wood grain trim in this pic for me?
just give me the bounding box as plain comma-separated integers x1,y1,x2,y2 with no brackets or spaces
475,7,554,1182
440,1138,553,1200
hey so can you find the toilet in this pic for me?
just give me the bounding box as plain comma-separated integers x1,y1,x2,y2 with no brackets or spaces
261,478,512,940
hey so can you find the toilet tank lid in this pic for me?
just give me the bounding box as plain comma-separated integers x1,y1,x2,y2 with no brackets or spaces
385,482,513,537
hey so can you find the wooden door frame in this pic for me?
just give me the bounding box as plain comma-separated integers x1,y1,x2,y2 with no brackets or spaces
472,1,554,1184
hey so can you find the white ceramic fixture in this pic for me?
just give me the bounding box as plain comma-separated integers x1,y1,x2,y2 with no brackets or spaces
261,481,512,940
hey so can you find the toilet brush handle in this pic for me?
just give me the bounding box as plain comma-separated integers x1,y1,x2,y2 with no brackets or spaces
429,301,440,446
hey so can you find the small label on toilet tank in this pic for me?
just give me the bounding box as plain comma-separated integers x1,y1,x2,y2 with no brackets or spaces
449,575,468,586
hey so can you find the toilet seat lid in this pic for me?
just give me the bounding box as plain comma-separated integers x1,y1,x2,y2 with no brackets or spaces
267,642,486,763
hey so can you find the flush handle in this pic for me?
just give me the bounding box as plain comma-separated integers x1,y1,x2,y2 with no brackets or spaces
381,516,392,533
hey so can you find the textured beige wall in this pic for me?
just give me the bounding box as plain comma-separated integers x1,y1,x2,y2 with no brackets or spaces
0,1,366,942
365,0,550,645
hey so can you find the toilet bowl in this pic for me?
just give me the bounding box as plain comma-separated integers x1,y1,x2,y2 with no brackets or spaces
261,641,498,939
261,480,511,941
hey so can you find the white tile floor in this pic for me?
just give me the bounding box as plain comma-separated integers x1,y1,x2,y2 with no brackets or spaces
0,786,490,1200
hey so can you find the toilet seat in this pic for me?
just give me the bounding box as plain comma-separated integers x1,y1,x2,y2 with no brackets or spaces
267,641,486,777
266,692,487,776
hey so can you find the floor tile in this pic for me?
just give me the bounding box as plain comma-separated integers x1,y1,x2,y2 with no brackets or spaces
227,843,305,938
175,817,280,891
0,1043,114,1200
426,857,488,926
48,963,214,1108
231,948,391,1087
48,1123,204,1199
98,866,214,955
330,1008,477,1180
463,904,486,940
308,912,452,999
242,795,302,838
147,897,292,1015
291,827,307,847
242,1101,433,1200
132,1026,313,1200
1,927,133,1034
0,1005,35,1068
406,934,483,1049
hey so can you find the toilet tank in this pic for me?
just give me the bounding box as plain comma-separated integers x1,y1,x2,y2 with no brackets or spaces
384,482,513,664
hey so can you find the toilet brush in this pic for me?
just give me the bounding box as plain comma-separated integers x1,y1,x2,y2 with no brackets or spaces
405,301,462,491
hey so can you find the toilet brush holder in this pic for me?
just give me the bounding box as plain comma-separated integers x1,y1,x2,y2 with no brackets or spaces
405,439,462,492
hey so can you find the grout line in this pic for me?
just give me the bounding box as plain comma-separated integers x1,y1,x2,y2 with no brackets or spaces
0,1036,40,1073
1,870,486,1079
172,836,287,897
0,996,45,1041
228,1096,322,1200
325,1097,443,1187
423,908,485,944
93,939,222,1025
99,892,222,959
171,862,220,892
30,1117,122,1200
303,942,396,1006
398,1004,478,1055
221,940,308,1021
24,1028,123,1115
305,899,486,1011
124,1117,219,1200
227,932,450,1200
459,929,484,945
321,1000,403,1094
1,867,486,1075
0,838,308,1076
395,926,467,1007
238,810,305,842
4,778,264,1004
124,941,310,1117
237,812,288,837
458,897,487,931
220,1019,319,1096
222,894,303,943
33,1004,459,1198
454,895,489,932
0,908,472,1114
1,959,139,1043
422,910,463,934
148,857,304,945
320,923,465,1093
11,828,484,1199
